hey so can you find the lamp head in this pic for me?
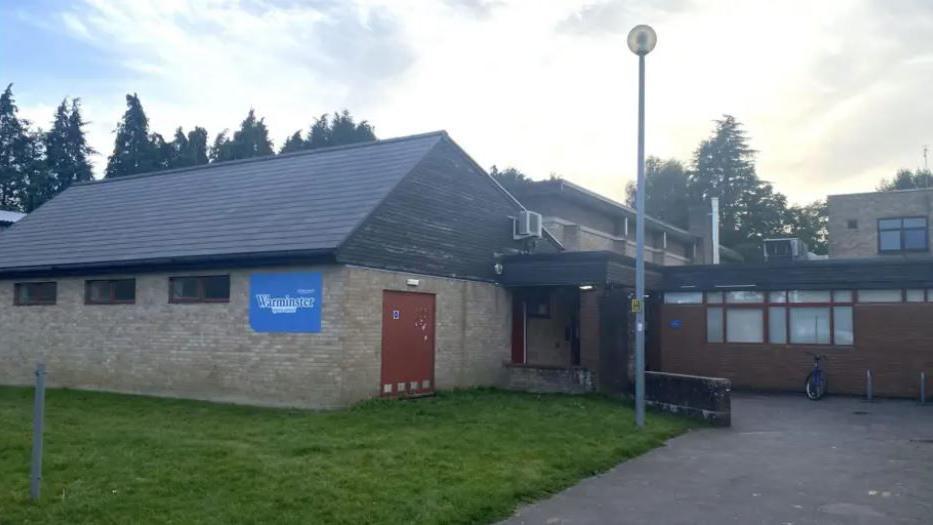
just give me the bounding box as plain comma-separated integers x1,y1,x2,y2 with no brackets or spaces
627,25,657,55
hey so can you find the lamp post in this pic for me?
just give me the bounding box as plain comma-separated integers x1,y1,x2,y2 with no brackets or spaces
627,24,656,429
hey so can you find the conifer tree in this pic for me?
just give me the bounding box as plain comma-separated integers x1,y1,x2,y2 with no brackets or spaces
279,131,306,154
106,93,159,178
210,109,274,162
45,98,94,196
0,84,31,211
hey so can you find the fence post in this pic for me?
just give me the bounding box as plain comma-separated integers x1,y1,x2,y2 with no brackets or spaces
866,369,873,402
30,363,46,502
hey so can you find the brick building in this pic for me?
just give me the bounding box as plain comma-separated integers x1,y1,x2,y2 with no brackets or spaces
828,188,932,259
0,132,540,408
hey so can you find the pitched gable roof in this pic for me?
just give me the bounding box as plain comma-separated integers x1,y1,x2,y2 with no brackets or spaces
0,132,446,273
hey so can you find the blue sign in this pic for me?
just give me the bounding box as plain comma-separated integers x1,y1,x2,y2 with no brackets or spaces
670,319,683,330
249,272,322,333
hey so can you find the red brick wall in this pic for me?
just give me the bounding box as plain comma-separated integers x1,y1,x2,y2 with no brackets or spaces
658,303,933,398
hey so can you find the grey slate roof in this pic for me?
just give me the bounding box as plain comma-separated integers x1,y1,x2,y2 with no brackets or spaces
0,132,445,272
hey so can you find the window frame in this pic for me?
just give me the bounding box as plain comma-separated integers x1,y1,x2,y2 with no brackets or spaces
701,289,855,347
13,281,57,306
85,279,136,305
877,216,929,254
168,275,231,304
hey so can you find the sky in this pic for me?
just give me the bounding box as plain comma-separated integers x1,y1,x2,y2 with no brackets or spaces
3,0,933,205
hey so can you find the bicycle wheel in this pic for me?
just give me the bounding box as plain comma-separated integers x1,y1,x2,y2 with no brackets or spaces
805,371,826,400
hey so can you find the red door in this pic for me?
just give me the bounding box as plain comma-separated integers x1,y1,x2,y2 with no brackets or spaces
511,296,526,364
381,291,436,397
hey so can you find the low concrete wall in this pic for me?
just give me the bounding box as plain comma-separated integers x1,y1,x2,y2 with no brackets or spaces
504,364,594,394
646,371,731,426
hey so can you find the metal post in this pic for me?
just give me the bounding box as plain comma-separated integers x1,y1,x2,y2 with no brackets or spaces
921,372,926,405
866,369,873,402
30,363,46,502
634,52,647,429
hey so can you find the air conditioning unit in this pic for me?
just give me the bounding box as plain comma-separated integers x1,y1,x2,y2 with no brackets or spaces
513,210,543,239
763,238,809,261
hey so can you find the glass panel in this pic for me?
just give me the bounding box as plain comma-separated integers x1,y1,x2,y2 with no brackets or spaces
903,218,927,228
18,283,56,304
906,289,925,302
879,230,901,251
903,229,928,250
789,307,831,344
202,276,230,300
833,307,853,345
832,290,853,302
172,278,199,300
726,309,764,343
705,292,723,304
87,281,111,303
664,292,703,304
768,291,787,303
113,280,135,302
858,289,902,303
768,307,787,344
706,307,723,343
789,290,831,303
878,218,902,229
726,291,764,303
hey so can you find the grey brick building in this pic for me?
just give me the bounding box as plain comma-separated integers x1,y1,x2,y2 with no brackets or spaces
828,188,932,259
0,132,544,408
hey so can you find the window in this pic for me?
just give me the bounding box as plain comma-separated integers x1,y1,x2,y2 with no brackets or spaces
702,289,854,346
833,307,854,345
706,307,723,343
847,219,858,229
726,291,765,303
525,292,551,317
726,309,764,343
706,292,723,304
14,282,57,305
857,289,902,303
790,307,831,344
664,292,703,304
878,217,928,253
169,275,230,303
906,289,925,302
85,279,135,304
769,307,787,343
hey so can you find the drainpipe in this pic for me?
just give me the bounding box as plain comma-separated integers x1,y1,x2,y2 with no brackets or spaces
711,197,720,265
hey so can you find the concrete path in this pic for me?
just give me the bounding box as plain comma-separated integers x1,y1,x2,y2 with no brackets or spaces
501,394,933,525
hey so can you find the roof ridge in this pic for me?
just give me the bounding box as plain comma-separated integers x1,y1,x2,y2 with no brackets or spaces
75,130,449,187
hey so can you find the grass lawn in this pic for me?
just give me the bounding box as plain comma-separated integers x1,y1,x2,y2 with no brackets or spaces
0,387,695,524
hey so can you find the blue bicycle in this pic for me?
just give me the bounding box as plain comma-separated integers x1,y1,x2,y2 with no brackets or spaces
805,353,827,400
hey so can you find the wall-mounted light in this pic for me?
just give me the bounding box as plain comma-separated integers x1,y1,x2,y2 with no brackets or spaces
406,279,420,287
579,285,595,291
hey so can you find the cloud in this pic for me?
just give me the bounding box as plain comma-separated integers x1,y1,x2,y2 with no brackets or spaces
8,0,933,205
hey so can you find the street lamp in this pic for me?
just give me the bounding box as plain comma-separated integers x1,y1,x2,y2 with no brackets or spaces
627,24,656,429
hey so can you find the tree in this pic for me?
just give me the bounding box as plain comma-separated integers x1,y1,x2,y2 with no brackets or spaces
41,98,94,207
688,115,786,259
489,165,534,193
19,129,52,213
279,131,306,154
210,109,274,162
877,168,933,191
165,126,209,169
0,84,34,211
783,199,828,255
106,93,160,178
280,110,378,154
624,157,690,228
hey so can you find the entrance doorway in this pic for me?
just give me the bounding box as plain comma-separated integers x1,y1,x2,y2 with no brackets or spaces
380,291,436,397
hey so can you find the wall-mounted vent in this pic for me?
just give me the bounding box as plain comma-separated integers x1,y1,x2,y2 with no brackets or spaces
513,210,543,239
